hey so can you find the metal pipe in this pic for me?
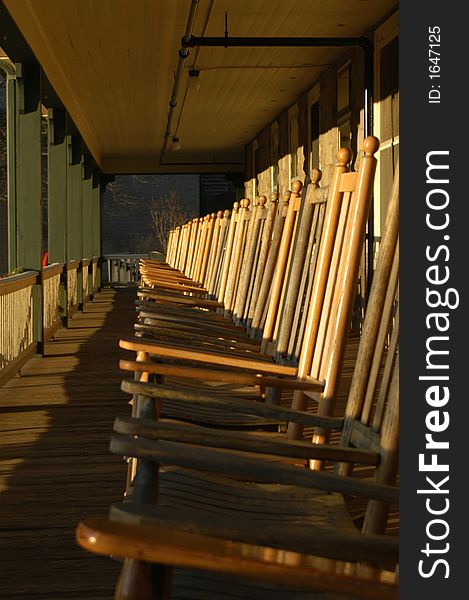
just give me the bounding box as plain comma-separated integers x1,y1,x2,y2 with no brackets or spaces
183,36,371,48
181,32,376,302
181,33,374,155
173,0,216,142
160,0,199,159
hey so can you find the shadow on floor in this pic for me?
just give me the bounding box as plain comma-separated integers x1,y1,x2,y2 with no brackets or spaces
0,287,136,599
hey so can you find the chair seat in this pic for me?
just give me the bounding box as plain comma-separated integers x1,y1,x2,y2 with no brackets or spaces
112,466,397,563
170,568,347,600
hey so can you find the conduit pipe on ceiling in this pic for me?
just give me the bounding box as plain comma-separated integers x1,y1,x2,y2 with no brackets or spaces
180,33,375,296
160,0,199,160
182,36,371,48
181,35,374,137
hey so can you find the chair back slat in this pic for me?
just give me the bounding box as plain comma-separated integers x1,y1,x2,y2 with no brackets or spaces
185,218,199,276
273,171,322,360
290,193,327,360
287,140,379,439
250,192,290,333
245,192,279,323
260,181,303,349
208,209,231,296
198,213,217,284
224,199,251,310
340,161,399,436
192,216,208,282
362,250,399,427
233,196,266,321
371,300,399,431
203,211,223,290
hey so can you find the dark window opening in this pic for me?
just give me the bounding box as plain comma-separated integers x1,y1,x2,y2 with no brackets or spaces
310,101,320,171
0,70,7,275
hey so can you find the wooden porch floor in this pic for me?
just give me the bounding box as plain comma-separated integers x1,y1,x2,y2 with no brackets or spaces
0,288,136,599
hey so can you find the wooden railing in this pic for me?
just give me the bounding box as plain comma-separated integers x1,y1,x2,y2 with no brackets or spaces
66,260,79,317
41,263,64,341
0,255,107,387
81,258,90,307
91,256,99,296
0,271,38,386
102,253,151,284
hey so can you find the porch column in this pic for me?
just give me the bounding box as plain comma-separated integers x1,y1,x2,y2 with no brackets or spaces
48,107,67,264
0,60,17,274
92,169,102,291
66,132,83,311
15,62,43,344
66,133,83,261
15,62,42,271
82,154,93,304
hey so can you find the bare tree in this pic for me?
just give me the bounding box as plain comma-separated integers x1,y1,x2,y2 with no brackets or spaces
150,191,196,252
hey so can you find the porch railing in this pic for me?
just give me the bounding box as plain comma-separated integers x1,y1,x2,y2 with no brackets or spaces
102,253,151,284
81,259,90,307
0,253,109,387
66,260,79,316
0,271,38,386
0,251,138,387
42,263,64,342
91,256,99,296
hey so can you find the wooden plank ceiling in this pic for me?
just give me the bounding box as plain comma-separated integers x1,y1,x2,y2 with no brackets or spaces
3,0,396,173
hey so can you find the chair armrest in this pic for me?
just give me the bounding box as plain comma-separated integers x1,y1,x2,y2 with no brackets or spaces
119,337,298,376
76,519,398,599
119,359,323,392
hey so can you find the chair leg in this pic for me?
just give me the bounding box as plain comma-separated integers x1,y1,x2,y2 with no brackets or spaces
115,559,153,600
115,559,172,599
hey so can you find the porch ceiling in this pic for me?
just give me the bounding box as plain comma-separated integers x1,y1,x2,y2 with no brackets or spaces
2,0,396,174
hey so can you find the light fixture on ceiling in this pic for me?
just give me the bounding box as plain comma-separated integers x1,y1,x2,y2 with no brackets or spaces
187,68,200,91
172,137,181,151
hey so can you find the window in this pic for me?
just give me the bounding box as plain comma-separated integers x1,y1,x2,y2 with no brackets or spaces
288,105,299,182
251,139,259,199
41,109,49,262
374,12,399,239
337,64,351,114
338,120,352,150
307,85,320,175
337,63,352,151
0,69,7,274
270,121,279,192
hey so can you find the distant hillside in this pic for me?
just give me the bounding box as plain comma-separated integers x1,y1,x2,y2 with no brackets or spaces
102,174,200,254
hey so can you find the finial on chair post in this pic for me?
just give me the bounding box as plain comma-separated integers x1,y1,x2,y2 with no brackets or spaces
311,169,322,186
363,135,380,157
291,180,303,194
337,147,352,167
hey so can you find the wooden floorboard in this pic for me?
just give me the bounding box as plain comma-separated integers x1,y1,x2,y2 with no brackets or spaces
0,288,136,600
